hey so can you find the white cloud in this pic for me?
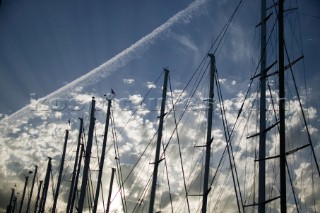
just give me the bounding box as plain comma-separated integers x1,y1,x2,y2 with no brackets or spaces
0,74,319,212
146,82,156,89
123,78,135,84
1,0,209,126
218,78,227,84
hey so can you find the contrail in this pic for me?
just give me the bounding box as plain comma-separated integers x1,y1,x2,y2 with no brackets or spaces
1,0,208,124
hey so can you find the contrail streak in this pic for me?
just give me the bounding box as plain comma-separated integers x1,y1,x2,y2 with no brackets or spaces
1,0,208,124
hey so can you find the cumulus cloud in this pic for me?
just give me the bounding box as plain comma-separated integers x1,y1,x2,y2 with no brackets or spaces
123,79,135,84
146,82,156,89
218,78,227,84
0,68,319,213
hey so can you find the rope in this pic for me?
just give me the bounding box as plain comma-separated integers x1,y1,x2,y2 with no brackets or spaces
215,70,243,213
168,75,191,213
161,139,174,213
285,159,300,212
284,43,320,177
111,111,128,213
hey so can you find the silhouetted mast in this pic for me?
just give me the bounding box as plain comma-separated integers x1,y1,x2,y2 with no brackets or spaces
18,175,29,213
66,118,83,213
149,69,169,213
93,96,112,213
34,181,43,213
26,165,38,213
106,168,116,213
6,188,14,213
278,0,286,212
258,0,267,212
70,144,84,213
78,97,96,212
38,157,52,213
52,130,69,212
12,196,17,213
201,54,215,213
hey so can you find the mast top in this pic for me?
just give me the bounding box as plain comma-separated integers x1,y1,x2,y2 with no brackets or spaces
208,53,215,61
105,89,116,100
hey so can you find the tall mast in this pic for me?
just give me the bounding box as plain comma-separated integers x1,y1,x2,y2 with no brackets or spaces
12,196,17,213
18,175,29,213
278,0,286,212
66,118,83,213
149,69,169,213
258,0,267,212
93,96,112,213
78,97,96,212
26,165,38,213
70,144,84,212
52,130,69,212
38,157,52,213
201,54,215,213
6,188,14,213
34,181,43,213
106,168,116,213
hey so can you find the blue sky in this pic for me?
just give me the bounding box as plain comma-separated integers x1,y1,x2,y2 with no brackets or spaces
0,0,196,114
0,0,320,212
0,0,319,115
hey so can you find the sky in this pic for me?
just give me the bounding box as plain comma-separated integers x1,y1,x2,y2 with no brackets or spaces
0,0,320,212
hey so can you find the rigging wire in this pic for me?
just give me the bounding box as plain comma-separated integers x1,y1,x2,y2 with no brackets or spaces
210,0,244,55
215,67,245,213
132,174,153,213
93,127,107,213
285,159,300,213
283,42,320,177
119,59,209,211
295,0,312,127
111,2,249,210
161,135,174,213
111,111,128,213
117,70,164,136
89,170,96,210
256,1,320,211
108,71,165,206
161,61,210,155
40,1,248,210
50,169,55,201
40,0,320,211
168,74,191,213
210,78,260,212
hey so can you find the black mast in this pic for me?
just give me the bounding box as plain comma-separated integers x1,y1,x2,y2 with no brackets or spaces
52,130,69,212
6,188,14,213
26,166,38,213
149,69,169,213
258,0,267,212
92,96,112,213
70,144,84,213
18,175,29,213
106,168,116,213
34,181,43,213
78,97,96,212
278,0,286,212
201,54,215,213
38,157,52,213
66,118,83,213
